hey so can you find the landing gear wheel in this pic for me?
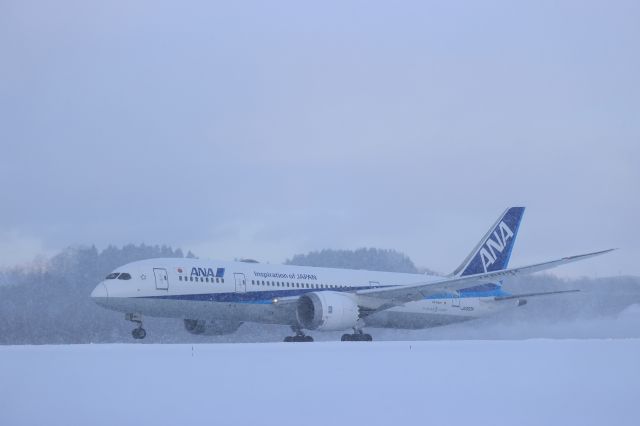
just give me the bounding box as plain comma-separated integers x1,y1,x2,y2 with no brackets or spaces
289,335,313,342
132,327,146,340
126,313,146,340
284,326,314,342
341,331,373,342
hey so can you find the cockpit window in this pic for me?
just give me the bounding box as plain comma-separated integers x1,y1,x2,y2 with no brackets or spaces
105,273,120,279
118,273,132,280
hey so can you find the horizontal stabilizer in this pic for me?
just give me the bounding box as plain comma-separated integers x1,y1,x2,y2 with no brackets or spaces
494,289,580,301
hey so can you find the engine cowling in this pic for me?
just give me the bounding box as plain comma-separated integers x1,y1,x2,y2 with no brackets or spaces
296,291,360,331
183,319,243,336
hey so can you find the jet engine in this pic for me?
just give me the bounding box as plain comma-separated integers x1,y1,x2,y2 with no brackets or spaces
183,319,243,336
296,291,360,331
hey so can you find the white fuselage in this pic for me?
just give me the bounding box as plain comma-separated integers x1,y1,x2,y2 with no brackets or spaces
91,258,517,331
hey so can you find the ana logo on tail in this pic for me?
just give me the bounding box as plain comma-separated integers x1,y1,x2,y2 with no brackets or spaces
479,221,514,272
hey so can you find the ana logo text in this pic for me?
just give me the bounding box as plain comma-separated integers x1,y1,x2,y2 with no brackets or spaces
479,222,514,272
191,267,225,278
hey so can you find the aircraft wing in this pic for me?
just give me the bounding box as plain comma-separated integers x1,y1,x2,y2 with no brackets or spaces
353,249,614,309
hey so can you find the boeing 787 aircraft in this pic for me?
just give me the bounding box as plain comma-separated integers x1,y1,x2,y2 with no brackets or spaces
91,207,613,341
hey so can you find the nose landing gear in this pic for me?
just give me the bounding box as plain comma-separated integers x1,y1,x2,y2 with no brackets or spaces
132,327,146,339
125,313,146,340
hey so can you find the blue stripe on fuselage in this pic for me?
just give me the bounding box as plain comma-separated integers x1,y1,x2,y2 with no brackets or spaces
134,283,509,304
136,285,391,304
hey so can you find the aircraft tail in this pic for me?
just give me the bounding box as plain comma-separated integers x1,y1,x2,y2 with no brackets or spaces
451,207,525,277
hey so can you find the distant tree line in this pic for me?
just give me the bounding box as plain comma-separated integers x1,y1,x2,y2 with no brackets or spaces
0,244,188,345
286,248,427,273
0,244,638,345
0,245,431,344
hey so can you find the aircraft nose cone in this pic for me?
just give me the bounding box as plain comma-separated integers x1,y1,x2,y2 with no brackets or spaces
91,282,109,299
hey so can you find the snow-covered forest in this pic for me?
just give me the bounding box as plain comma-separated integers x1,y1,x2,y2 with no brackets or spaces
1,245,639,345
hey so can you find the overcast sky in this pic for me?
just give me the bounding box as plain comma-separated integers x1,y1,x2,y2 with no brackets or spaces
1,0,638,277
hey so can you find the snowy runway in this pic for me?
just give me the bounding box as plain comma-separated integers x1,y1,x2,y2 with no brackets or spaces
2,339,639,426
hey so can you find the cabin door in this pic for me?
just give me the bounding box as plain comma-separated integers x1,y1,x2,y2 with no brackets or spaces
234,273,247,293
451,291,460,308
154,268,169,290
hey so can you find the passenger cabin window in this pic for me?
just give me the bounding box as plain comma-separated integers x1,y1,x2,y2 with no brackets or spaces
105,273,119,280
118,273,132,280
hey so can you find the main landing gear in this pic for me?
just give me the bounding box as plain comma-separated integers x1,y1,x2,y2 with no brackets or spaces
125,313,146,340
283,326,314,342
341,328,373,342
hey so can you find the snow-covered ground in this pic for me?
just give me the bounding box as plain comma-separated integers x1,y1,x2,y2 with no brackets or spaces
2,339,639,426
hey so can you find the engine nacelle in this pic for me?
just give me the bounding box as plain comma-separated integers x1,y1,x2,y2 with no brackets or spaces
183,319,243,336
296,291,360,331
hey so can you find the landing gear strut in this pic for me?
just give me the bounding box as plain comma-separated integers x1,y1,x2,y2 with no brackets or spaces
284,326,314,342
125,313,146,340
341,328,373,342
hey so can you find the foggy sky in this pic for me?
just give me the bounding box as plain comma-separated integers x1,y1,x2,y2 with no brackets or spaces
1,0,638,276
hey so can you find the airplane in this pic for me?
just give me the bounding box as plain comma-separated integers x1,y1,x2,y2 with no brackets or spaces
90,207,613,342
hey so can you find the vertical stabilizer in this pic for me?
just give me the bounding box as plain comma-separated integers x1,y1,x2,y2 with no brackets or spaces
451,207,525,277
